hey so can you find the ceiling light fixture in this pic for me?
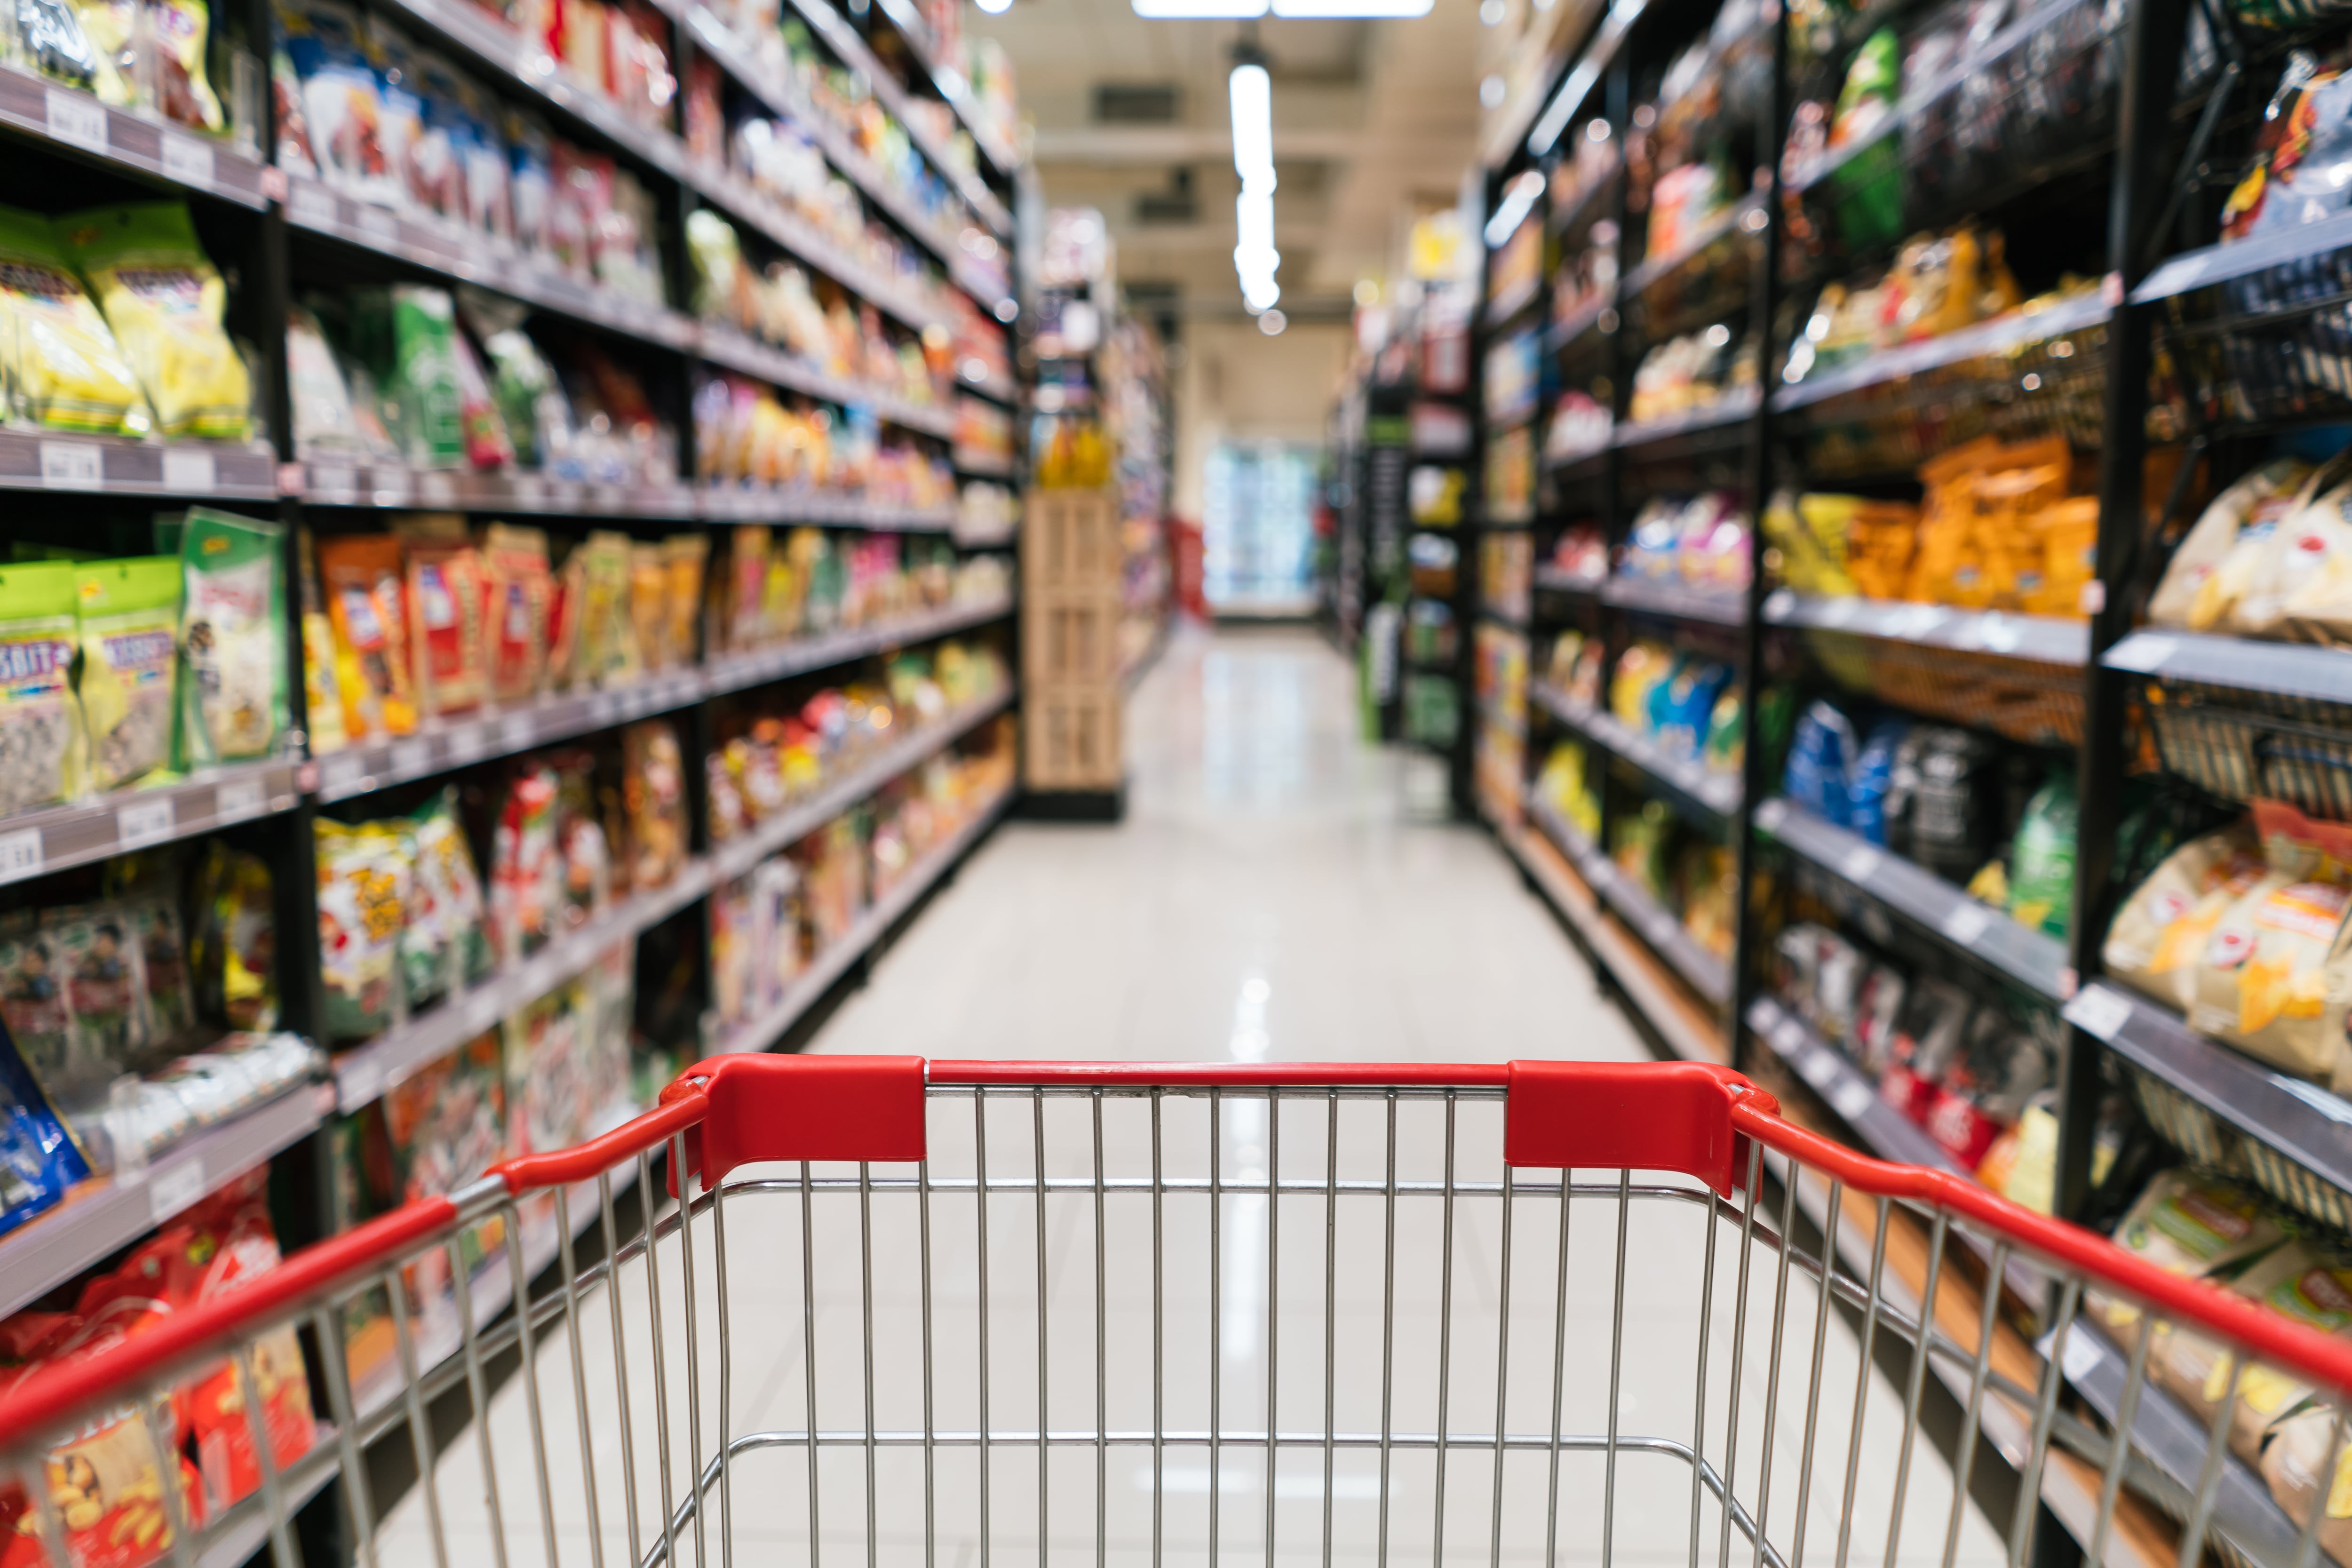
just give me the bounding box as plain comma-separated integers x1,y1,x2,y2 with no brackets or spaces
1132,0,1265,16
1230,42,1280,313
974,0,1011,14
1268,0,1431,16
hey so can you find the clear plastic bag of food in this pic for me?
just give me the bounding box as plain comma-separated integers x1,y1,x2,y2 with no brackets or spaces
74,554,179,792
315,816,409,1037
175,509,287,764
59,201,251,440
0,205,147,435
0,560,85,813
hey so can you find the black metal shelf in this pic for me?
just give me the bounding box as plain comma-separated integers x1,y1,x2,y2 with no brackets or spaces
1600,575,1748,627
1755,796,2071,1000
1764,589,2090,664
1529,796,1733,1004
1612,388,1760,454
1546,290,1616,356
0,759,302,891
1617,193,1764,302
1772,290,2113,414
2106,629,2352,705
1530,680,1743,821
1748,996,1963,1173
0,64,269,207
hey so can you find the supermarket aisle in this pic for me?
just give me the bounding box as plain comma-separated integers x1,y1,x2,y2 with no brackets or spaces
811,621,1649,1065
375,624,2005,1568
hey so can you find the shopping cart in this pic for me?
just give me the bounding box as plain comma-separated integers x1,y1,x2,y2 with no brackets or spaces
8,1056,2352,1568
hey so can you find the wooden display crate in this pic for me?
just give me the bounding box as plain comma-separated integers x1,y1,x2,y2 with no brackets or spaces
1025,487,1123,594
1025,681,1123,791
1022,588,1124,685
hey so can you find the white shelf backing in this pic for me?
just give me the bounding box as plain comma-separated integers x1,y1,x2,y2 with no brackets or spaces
1764,589,2088,664
1528,682,1742,820
710,787,1012,1056
0,65,268,207
1502,813,1724,1064
0,1083,331,1321
0,430,275,497
1754,796,2071,1001
331,868,714,1112
1528,798,1732,1006
707,688,1016,883
0,759,302,891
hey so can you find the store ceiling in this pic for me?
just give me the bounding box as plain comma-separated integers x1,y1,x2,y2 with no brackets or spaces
969,0,1482,320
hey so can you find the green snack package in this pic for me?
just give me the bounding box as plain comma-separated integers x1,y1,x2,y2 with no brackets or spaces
1826,28,1904,247
175,509,287,766
394,285,465,467
0,560,86,812
2009,772,2081,938
56,201,253,439
76,554,181,791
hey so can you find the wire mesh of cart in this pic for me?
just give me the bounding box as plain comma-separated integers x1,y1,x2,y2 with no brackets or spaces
9,1056,2352,1568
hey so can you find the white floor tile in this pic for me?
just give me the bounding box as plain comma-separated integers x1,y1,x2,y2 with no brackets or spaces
370,627,2000,1568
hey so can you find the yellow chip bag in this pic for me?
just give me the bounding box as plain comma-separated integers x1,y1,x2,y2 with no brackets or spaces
0,204,147,435
57,201,250,440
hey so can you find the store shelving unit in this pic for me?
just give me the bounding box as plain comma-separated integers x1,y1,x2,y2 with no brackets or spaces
1458,0,2352,1553
0,0,1029,1549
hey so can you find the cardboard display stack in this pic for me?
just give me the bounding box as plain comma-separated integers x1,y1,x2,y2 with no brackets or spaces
1022,486,1126,813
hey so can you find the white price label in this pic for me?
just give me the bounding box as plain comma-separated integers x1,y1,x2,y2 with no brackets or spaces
1762,588,1797,621
1939,901,1991,946
214,775,266,822
309,462,355,497
501,712,535,748
1839,843,1882,881
339,1056,384,1111
1819,597,1858,627
159,132,213,189
148,1156,206,1224
115,795,175,849
289,181,338,230
1754,798,1787,831
2063,985,2135,1043
462,989,504,1035
590,692,621,724
40,439,103,490
419,470,456,502
0,828,42,883
357,205,399,248
391,738,431,776
319,752,364,795
2056,1327,2105,1385
2114,634,2178,675
44,87,107,152
162,445,215,493
1798,1046,1841,1091
446,724,488,763
1818,1074,1870,1128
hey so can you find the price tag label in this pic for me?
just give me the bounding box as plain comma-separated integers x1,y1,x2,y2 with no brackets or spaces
1830,1079,1876,1123
116,795,175,849
40,440,103,490
148,1157,207,1224
1939,901,1991,946
1753,798,1786,831
501,712,535,748
1839,843,1882,882
358,205,399,249
339,1055,384,1111
2056,1327,2105,1384
288,181,337,231
446,723,488,764
309,462,354,498
1798,1046,1840,1091
2064,986,2135,1042
0,828,43,883
319,752,364,796
391,737,431,776
162,445,215,493
1819,597,1858,627
214,775,266,822
159,133,213,190
44,87,107,153
462,989,504,1035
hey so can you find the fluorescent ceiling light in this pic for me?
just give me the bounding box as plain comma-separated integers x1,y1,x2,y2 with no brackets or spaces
1133,0,1265,15
1483,168,1544,248
1229,63,1274,190
1270,0,1431,15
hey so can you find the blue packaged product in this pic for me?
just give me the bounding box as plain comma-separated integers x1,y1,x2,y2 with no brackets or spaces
0,1008,91,1238
1659,660,1730,760
1784,699,1858,824
1847,719,1908,845
1645,653,1690,736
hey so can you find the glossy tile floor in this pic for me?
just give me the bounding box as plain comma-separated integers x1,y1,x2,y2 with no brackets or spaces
374,626,2004,1568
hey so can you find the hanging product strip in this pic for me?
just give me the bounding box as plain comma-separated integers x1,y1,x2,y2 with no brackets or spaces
0,0,1039,1546
1446,0,2352,1559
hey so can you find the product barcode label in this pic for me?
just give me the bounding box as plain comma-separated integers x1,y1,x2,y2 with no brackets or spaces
214,775,266,822
116,795,175,849
159,132,213,189
148,1156,206,1224
2063,985,2134,1042
162,445,216,493
1939,901,1991,946
44,87,107,153
39,440,103,489
0,828,42,883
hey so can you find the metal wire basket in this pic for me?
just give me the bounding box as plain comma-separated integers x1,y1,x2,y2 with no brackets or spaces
2140,680,2352,819
1809,633,2088,745
2161,242,2352,426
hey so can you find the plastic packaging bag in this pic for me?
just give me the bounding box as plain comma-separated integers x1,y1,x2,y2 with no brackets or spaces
481,522,552,702
189,841,275,1030
317,531,416,740
0,1010,91,1238
0,205,147,435
2008,772,2079,936
279,0,398,206
2187,798,2352,1080
60,201,252,440
0,560,85,813
621,719,685,891
402,787,488,1004
315,817,408,1037
2105,820,2272,1003
75,555,179,793
175,509,287,765
402,526,485,718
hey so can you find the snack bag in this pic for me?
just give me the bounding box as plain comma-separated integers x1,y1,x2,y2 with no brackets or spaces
662,533,706,668
315,817,408,1037
402,529,485,718
148,0,223,130
2149,458,2310,628
480,524,553,703
74,557,178,794
176,1175,315,1507
317,532,416,740
2087,1169,2284,1349
490,762,560,962
174,511,287,766
2186,799,2352,1080
621,720,684,891
278,0,397,206
2223,53,2352,241
2105,821,2273,1008
2152,1237,2352,1467
0,561,86,813
406,786,489,994
0,206,147,435
628,541,667,670
2007,772,2078,937
57,203,250,441
0,1012,91,1239
188,843,274,1031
